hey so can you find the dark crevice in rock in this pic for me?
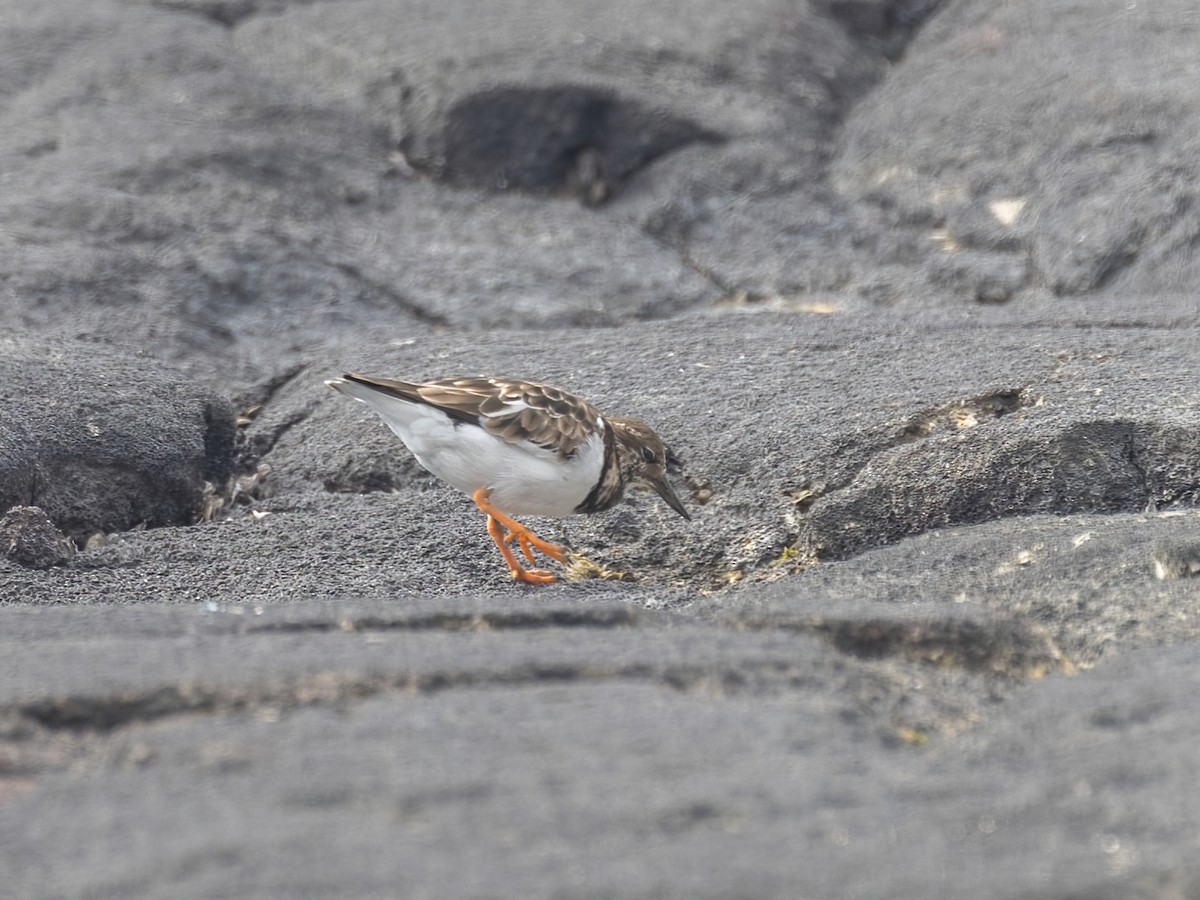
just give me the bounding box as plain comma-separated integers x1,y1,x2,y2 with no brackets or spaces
7,649,904,736
194,364,313,516
235,364,315,467
149,0,291,29
1008,320,1200,333
429,85,723,204
329,261,452,328
149,0,243,28
659,238,741,300
233,363,310,423
816,0,947,60
245,410,310,463
18,687,222,732
1,452,41,515
202,397,239,489
2,663,733,734
726,614,1072,679
244,606,639,635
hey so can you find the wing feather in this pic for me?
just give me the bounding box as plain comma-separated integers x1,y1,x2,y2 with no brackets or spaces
418,376,604,458
338,374,603,458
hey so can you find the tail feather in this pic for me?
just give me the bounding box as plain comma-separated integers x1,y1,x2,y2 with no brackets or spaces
327,372,422,403
325,374,438,438
328,373,486,429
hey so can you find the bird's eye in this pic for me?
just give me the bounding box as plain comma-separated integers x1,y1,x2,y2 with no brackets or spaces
641,446,657,463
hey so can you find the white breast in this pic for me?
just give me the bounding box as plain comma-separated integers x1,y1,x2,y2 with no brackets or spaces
338,384,605,517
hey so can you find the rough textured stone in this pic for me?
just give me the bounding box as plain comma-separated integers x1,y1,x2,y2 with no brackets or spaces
0,338,237,542
834,0,1200,303
3,0,1200,897
0,506,75,569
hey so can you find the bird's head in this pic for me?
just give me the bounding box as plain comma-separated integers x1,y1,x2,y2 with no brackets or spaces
608,417,691,520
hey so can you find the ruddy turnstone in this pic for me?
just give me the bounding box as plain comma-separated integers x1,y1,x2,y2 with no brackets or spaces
326,373,691,584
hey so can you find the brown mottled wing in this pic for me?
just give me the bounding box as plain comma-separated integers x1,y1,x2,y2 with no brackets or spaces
417,377,602,459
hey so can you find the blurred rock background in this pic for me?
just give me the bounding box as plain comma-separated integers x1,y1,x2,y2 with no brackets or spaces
2,1,1200,896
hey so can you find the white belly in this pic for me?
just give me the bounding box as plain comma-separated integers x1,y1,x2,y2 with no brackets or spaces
342,385,605,516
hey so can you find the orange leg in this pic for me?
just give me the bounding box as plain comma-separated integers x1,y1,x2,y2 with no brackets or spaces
507,528,539,566
473,488,566,584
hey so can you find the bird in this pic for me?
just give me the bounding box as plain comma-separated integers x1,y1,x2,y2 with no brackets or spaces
325,373,691,584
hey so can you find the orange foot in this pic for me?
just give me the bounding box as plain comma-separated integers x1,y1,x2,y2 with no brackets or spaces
473,487,567,585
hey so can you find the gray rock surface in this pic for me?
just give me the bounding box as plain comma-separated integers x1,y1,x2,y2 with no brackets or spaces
0,338,235,542
3,0,1200,897
0,506,75,569
835,0,1200,301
